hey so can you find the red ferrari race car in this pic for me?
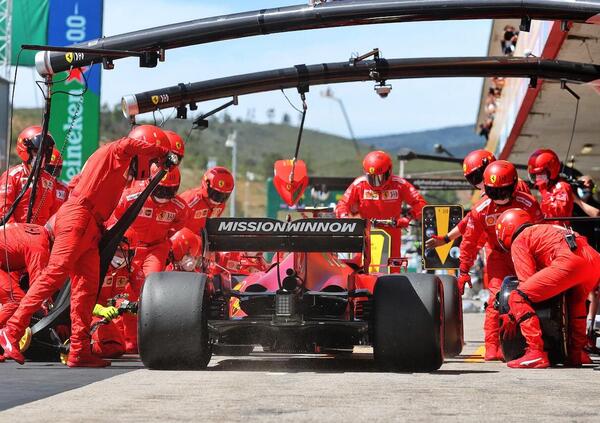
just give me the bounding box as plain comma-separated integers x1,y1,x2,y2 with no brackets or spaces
138,210,463,372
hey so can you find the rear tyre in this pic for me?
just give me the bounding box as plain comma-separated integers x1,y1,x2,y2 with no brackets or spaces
373,274,444,372
439,275,464,357
139,272,212,370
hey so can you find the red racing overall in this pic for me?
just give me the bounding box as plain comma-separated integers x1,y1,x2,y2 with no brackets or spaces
0,224,51,327
511,225,600,362
460,192,543,355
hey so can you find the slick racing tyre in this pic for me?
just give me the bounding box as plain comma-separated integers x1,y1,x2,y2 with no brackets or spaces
498,277,568,365
139,272,212,370
439,275,464,357
373,274,444,372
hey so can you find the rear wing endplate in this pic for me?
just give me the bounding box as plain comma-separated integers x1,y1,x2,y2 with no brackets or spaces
206,218,365,253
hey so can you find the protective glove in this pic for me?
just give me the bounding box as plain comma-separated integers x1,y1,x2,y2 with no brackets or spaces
457,273,472,296
425,235,448,249
395,217,411,228
499,314,518,340
93,304,119,321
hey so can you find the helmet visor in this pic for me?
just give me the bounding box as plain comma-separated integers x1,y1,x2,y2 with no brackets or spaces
465,167,485,187
484,182,516,201
208,187,230,204
153,185,177,199
366,169,391,188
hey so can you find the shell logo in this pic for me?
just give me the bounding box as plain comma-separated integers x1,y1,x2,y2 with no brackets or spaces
368,166,375,174
490,174,497,184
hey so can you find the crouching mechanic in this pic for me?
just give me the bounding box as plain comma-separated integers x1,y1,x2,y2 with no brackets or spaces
0,223,52,332
91,241,145,358
0,124,171,366
336,150,426,250
496,208,600,368
181,167,234,234
166,228,204,272
459,160,543,361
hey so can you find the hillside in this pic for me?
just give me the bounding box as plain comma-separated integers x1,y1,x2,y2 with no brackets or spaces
362,124,484,157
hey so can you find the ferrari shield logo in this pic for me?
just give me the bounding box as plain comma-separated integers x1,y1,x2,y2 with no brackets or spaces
151,95,160,105
368,166,375,174
490,174,497,184
463,163,467,172
65,52,73,63
218,180,225,188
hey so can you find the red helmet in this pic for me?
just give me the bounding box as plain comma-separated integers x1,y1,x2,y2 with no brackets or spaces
463,149,496,187
201,166,234,204
164,130,185,161
528,149,561,181
150,163,180,199
171,228,203,271
362,151,393,188
45,148,63,177
128,125,169,180
16,126,55,164
483,160,518,201
496,208,533,251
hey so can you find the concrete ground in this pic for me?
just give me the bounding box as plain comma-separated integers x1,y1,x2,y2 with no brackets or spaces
1,313,599,422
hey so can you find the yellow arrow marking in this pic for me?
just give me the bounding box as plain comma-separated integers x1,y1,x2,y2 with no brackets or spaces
435,207,453,264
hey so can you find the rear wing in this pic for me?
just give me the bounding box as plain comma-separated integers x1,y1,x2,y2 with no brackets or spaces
206,218,365,253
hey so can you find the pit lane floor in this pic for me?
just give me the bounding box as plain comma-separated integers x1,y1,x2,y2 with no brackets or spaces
1,313,599,422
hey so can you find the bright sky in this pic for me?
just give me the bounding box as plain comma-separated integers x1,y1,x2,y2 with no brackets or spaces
13,0,492,138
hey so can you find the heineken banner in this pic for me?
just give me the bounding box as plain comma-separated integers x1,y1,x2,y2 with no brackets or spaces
47,0,103,182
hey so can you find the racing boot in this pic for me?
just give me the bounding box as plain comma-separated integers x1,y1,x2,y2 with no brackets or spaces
484,343,504,361
67,347,111,368
0,328,25,365
507,348,550,369
505,291,548,369
565,314,590,367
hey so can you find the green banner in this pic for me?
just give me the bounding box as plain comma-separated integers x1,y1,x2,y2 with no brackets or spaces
48,0,103,182
11,0,49,66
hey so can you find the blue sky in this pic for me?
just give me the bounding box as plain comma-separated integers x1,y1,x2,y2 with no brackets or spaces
13,0,492,138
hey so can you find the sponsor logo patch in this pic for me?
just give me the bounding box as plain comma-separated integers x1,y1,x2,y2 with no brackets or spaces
363,190,379,200
194,209,209,219
140,207,153,217
116,276,128,288
157,211,176,222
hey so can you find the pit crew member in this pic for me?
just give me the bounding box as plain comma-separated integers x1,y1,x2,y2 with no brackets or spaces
459,160,543,361
181,167,234,234
91,241,145,358
112,165,189,277
496,208,600,368
335,150,426,245
426,149,530,249
0,126,57,225
166,228,204,272
0,223,52,328
528,149,574,223
0,124,171,367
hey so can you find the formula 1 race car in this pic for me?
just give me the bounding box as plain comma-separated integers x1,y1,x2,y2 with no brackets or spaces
138,212,463,372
